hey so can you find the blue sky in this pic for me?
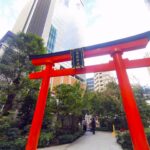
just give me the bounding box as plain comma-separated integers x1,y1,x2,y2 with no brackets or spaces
0,0,150,85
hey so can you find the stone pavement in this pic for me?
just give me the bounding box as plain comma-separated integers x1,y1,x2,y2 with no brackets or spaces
39,131,122,150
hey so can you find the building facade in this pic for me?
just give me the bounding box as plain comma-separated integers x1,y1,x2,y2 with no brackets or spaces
94,72,114,92
13,0,56,46
86,78,94,91
0,31,16,86
145,52,150,75
13,0,85,54
12,0,86,89
47,25,57,53
0,31,15,59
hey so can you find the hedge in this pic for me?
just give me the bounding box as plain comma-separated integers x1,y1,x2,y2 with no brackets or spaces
57,130,84,144
0,130,84,149
38,132,54,147
116,128,150,150
0,138,26,150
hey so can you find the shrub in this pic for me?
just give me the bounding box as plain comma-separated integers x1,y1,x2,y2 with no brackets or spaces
14,138,26,150
38,132,54,148
0,117,11,135
0,115,26,150
146,128,150,143
0,140,14,150
96,127,111,132
21,125,31,135
6,128,21,140
58,134,73,144
58,130,84,144
0,138,26,150
116,128,150,150
74,130,84,139
116,131,132,150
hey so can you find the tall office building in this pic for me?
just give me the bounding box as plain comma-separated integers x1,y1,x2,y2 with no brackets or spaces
12,0,86,88
13,0,85,53
94,72,114,92
0,31,15,59
13,0,56,46
0,31,16,85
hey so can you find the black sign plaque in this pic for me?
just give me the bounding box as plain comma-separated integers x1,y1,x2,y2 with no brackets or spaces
71,48,84,68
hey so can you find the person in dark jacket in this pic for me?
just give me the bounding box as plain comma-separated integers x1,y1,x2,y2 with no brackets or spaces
82,119,87,132
91,117,96,134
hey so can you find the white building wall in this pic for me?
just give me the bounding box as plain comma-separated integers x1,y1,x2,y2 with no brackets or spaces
145,52,150,75
12,0,36,33
94,72,114,92
13,0,56,46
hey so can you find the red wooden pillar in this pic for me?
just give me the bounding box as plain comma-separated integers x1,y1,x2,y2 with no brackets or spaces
112,49,149,150
26,64,52,150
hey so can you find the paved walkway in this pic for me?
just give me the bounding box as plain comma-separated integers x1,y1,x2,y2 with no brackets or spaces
39,131,122,150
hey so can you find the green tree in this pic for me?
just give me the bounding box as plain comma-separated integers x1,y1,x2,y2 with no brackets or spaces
46,83,84,134
54,83,84,116
132,84,144,104
83,81,124,130
82,91,97,114
0,32,46,114
0,33,46,149
83,81,122,116
138,101,150,127
132,84,150,127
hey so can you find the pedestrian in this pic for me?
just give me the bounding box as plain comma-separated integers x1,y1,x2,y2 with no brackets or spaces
82,119,87,132
114,114,119,130
91,117,96,134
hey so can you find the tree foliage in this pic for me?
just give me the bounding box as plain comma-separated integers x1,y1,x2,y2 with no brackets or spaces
0,32,47,148
42,83,84,134
0,32,46,114
54,83,83,115
83,81,122,117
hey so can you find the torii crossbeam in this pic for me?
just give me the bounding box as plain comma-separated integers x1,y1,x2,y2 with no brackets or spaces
26,31,150,150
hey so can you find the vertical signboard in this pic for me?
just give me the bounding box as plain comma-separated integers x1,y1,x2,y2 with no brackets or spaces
71,48,84,68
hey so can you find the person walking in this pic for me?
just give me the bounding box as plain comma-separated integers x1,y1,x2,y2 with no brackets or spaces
91,117,96,134
82,119,87,132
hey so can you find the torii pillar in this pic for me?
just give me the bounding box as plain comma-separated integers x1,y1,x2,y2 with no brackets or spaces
112,49,149,150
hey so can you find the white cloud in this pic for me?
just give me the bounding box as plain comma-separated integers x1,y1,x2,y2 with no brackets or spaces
83,0,150,46
0,0,29,38
84,0,150,85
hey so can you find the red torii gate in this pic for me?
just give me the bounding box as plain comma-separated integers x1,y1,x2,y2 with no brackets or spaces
26,31,150,150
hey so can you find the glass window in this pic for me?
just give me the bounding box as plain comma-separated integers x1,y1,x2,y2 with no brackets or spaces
47,25,57,53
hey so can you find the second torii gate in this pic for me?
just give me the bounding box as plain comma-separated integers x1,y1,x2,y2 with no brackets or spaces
26,31,150,150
